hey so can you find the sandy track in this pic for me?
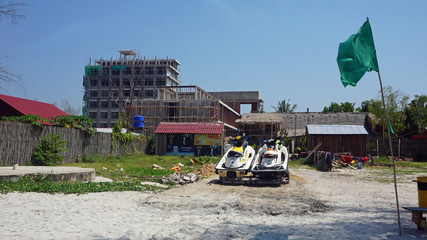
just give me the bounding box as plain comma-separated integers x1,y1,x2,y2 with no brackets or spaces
1,168,426,239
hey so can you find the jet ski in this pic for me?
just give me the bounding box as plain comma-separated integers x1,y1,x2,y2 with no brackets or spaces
215,136,256,180
251,138,289,184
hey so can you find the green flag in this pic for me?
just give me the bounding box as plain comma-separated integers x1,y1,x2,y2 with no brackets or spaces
337,19,379,87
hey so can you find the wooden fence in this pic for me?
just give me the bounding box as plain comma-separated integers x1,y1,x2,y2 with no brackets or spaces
367,136,427,161
0,121,147,166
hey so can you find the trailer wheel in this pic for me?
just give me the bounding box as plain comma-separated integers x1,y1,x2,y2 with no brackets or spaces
282,177,290,184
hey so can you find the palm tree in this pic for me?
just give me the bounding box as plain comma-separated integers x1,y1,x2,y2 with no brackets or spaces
272,99,297,113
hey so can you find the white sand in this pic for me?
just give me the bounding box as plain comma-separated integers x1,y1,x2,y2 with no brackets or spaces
1,168,426,240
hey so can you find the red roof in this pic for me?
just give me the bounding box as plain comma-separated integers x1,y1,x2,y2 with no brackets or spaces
155,122,224,134
0,94,67,119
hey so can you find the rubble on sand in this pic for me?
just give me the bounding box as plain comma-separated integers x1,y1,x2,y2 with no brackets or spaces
163,172,198,185
162,164,216,185
190,163,216,177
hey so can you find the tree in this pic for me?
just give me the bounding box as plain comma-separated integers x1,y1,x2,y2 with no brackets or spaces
322,102,355,112
323,102,341,112
0,1,27,89
58,99,80,115
0,63,23,91
404,95,427,135
357,100,372,112
341,102,355,112
366,86,409,135
0,1,26,23
272,99,297,113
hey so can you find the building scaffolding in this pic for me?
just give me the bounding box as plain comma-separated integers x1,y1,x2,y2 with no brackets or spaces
129,86,240,136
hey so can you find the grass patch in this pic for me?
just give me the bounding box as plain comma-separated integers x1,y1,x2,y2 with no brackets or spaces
288,157,317,169
1,154,221,194
0,175,171,195
370,156,427,168
358,157,427,183
69,154,220,182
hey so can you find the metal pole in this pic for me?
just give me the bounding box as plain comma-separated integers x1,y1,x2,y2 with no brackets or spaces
378,71,401,236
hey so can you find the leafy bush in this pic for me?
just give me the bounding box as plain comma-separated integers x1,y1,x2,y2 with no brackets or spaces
31,134,69,166
49,115,96,135
1,114,96,135
111,121,138,153
1,114,44,126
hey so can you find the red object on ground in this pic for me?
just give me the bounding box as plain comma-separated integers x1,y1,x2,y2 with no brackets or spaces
169,166,181,172
361,157,369,164
341,155,353,164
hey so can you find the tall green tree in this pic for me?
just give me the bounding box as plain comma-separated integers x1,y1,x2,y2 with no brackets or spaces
365,86,409,135
357,100,375,112
322,102,355,112
272,99,297,113
405,95,427,135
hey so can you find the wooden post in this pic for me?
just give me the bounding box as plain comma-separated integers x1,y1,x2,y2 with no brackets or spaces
302,142,322,164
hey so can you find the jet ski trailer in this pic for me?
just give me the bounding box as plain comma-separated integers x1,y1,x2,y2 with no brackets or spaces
250,138,290,184
215,136,256,181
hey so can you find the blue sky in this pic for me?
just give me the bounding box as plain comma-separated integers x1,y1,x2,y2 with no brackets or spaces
1,0,426,113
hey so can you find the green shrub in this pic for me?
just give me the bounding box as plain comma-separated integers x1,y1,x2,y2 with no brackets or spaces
31,134,69,166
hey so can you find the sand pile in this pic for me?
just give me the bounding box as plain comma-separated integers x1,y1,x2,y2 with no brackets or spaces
190,163,216,177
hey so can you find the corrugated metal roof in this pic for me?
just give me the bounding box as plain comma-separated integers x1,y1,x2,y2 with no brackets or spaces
307,125,368,135
155,122,224,134
282,112,369,137
0,94,67,119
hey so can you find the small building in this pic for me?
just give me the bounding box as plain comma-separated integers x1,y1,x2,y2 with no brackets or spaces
0,94,67,120
307,124,368,156
283,112,371,138
154,122,224,156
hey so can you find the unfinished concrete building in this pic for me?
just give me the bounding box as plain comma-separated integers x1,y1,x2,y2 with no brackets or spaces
83,50,180,128
129,85,240,136
208,91,264,114
83,50,264,138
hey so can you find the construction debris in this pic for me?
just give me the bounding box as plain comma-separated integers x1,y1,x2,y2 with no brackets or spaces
151,164,164,169
163,172,198,185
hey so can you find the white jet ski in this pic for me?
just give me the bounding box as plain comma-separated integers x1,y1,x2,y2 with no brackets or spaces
251,138,289,184
215,136,256,180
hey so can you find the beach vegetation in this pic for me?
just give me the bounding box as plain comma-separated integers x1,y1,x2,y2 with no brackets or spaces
0,154,220,194
31,134,69,166
70,153,219,182
0,174,169,195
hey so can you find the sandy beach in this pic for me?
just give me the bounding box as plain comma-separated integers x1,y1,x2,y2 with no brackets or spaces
1,168,426,240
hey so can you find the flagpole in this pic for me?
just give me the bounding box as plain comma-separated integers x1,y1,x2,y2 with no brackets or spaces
377,71,402,236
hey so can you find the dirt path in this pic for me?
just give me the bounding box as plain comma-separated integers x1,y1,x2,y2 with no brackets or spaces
1,168,426,239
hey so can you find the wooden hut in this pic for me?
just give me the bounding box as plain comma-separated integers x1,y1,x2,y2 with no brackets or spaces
307,124,368,157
